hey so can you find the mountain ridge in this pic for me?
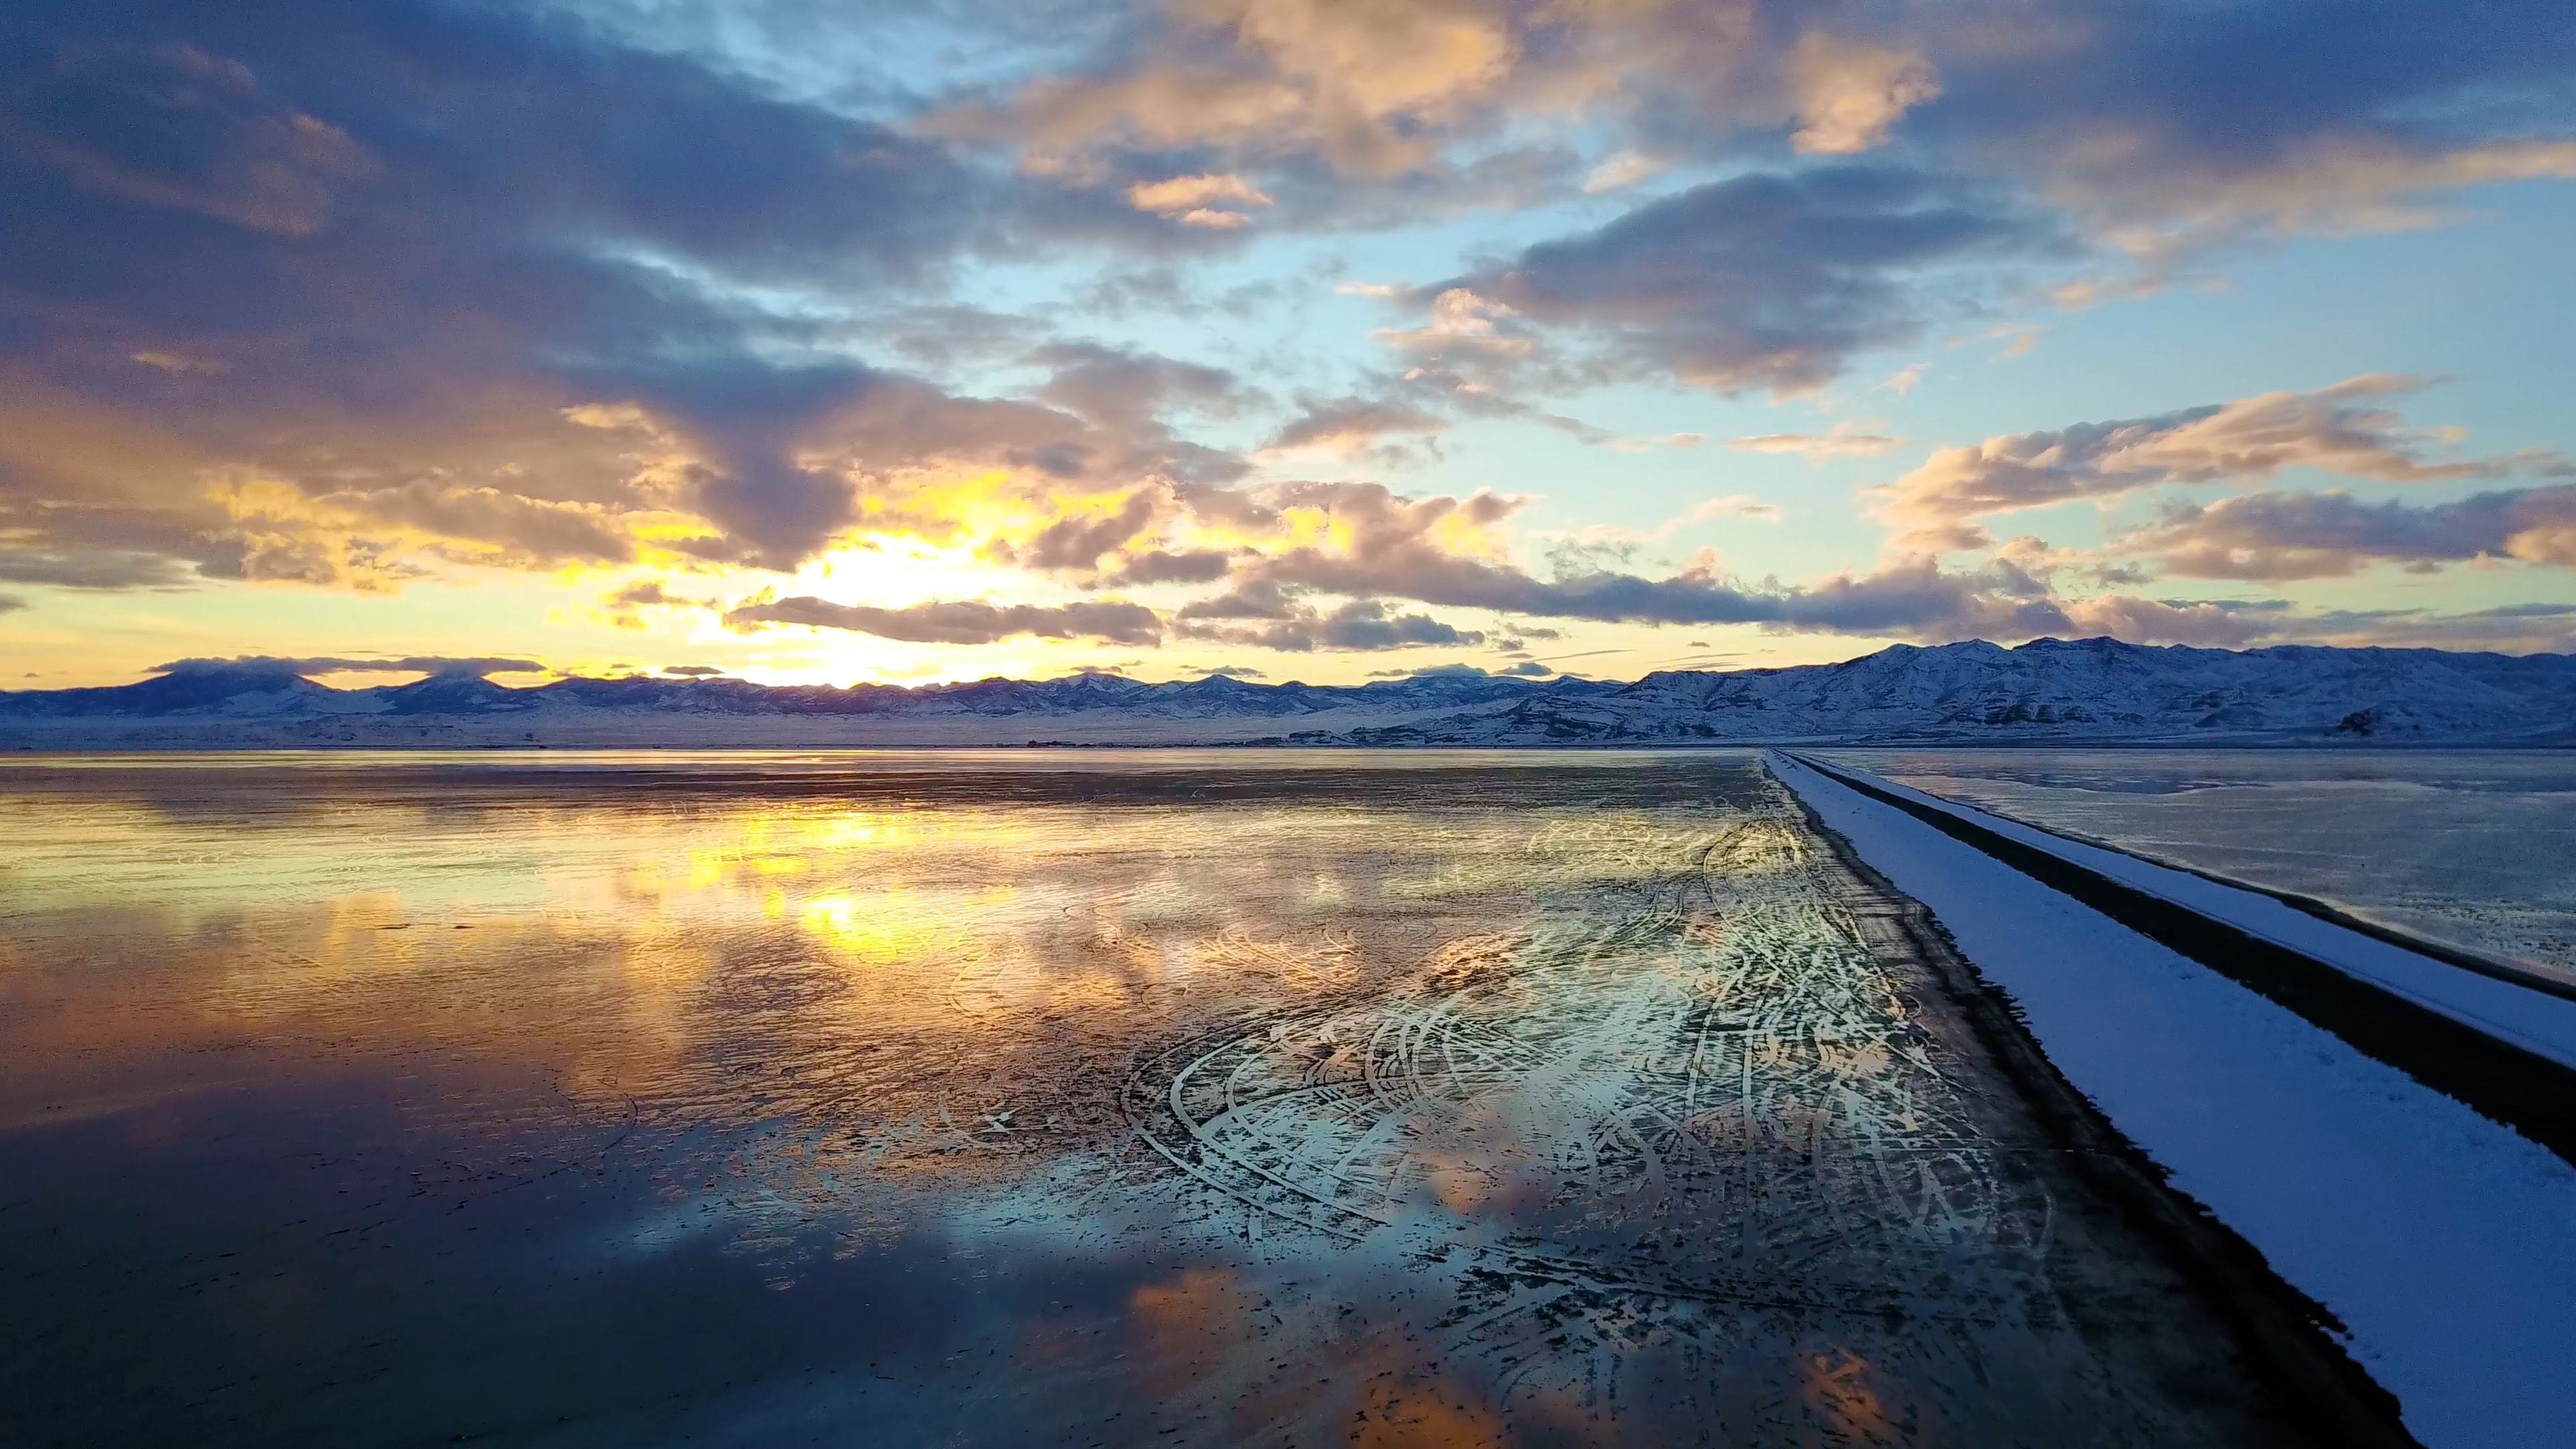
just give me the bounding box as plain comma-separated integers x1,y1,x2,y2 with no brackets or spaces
5,637,2571,747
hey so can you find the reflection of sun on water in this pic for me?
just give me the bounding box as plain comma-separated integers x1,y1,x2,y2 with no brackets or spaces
798,890,951,967
28,784,1735,1155
1801,1348,1897,1442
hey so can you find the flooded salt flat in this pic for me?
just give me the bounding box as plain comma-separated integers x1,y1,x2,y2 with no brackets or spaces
1841,748,2576,983
0,751,2380,1446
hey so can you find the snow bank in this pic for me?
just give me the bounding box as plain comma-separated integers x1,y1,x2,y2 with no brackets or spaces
1803,753,2576,1067
1771,751,2576,1449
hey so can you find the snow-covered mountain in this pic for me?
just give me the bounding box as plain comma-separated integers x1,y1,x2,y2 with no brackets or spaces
1317,637,2576,746
4,638,2571,748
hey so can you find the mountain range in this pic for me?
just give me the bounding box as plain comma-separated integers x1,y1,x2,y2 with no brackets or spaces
5,637,2572,748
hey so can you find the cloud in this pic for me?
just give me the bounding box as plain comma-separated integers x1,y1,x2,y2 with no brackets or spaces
1875,376,2570,549
1911,0,2576,246
11,0,2575,674
917,0,2576,263
604,576,714,627
0,594,25,614
1174,579,1295,621
2118,484,2576,580
1682,496,1783,526
726,595,1165,646
1544,496,1782,570
995,490,1163,570
1730,423,1903,460
331,483,635,566
1580,150,1664,193
1495,659,1550,677
0,0,1009,588
605,580,697,610
1262,396,1449,456
1245,535,1933,633
660,664,726,678
2258,603,2576,654
933,0,1518,180
151,654,544,678
1373,286,1540,362
1029,342,1246,433
1126,172,1275,227
1181,474,2267,647
1179,598,1485,653
7,42,379,237
1102,547,1236,586
0,549,201,589
1434,166,2057,395
1788,36,1941,156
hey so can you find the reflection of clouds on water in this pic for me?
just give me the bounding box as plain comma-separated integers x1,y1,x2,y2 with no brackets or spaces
1102,786,2059,1431
0,751,2363,1444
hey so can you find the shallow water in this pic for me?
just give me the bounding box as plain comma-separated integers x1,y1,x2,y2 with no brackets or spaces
0,751,2354,1445
1840,748,2576,981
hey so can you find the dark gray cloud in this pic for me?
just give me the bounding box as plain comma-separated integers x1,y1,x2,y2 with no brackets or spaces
1173,579,1294,621
1428,166,2059,396
604,577,715,627
1102,547,1236,586
995,490,1161,570
0,592,25,613
0,547,197,588
1014,341,1252,488
606,580,690,610
1878,376,2570,550
1230,510,2259,646
660,663,726,678
337,482,635,566
1907,0,2576,244
727,595,1165,645
1264,395,1447,453
1031,341,1247,429
2120,484,2576,580
1125,474,2307,648
934,0,2576,252
0,0,1017,583
1179,598,1486,653
2250,602,2576,654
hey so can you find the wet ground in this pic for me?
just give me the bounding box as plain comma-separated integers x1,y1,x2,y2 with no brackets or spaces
0,751,2388,1445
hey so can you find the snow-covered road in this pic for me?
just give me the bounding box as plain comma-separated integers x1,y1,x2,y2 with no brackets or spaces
1774,750,2576,1449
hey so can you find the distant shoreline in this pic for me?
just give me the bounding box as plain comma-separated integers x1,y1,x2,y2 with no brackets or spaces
9,736,2571,754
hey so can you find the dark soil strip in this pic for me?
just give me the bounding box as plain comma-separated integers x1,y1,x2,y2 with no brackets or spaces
2238,888,2576,1004
1778,763,2422,1449
1788,752,2576,1173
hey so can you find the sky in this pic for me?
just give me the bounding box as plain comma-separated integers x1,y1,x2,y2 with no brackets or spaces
3,0,2575,690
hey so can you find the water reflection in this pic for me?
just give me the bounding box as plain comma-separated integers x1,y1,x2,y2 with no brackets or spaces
0,751,2359,1445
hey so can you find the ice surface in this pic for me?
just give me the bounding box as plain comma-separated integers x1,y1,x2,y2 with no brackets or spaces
0,751,2401,1446
1842,748,2576,981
